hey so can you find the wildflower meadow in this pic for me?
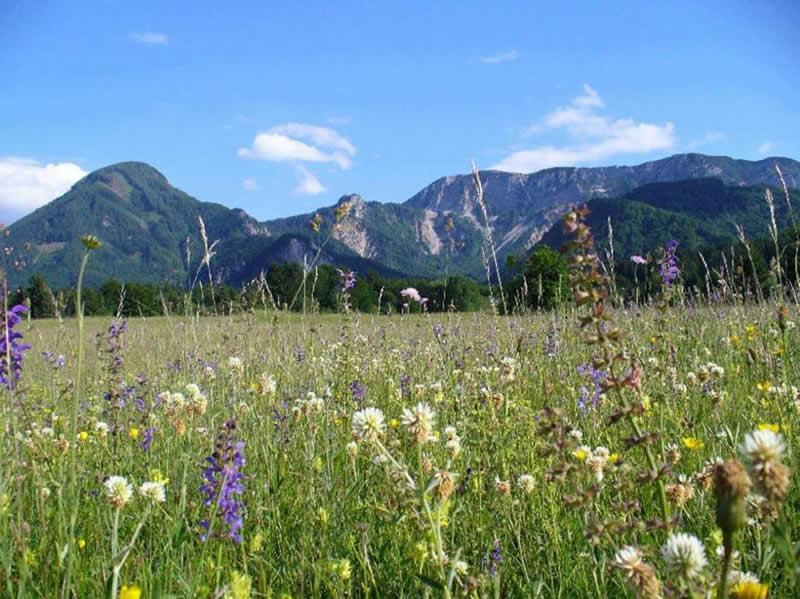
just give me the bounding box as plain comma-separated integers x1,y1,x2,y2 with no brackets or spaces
1,212,798,599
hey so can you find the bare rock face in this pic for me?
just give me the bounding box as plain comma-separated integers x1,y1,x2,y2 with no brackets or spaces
331,195,377,259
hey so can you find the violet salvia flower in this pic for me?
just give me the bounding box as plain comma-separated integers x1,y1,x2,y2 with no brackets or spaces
336,268,356,291
199,419,246,543
349,380,366,402
1,304,32,389
658,239,680,288
489,539,503,578
576,362,607,412
140,427,154,452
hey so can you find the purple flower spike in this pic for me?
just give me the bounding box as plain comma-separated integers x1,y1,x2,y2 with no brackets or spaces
199,419,246,543
1,303,31,389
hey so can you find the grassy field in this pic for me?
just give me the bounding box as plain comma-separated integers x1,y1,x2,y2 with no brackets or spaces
0,293,798,597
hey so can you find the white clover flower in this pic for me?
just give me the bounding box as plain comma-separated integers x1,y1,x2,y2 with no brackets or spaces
306,391,324,411
593,446,610,459
443,425,458,440
453,560,469,575
585,453,608,482
739,429,786,467
352,407,386,443
445,436,462,457
170,392,186,408
185,383,201,399
346,441,358,457
139,481,166,503
260,373,277,395
105,476,134,508
661,532,707,580
41,427,55,437
401,402,436,444
568,429,584,443
612,546,644,576
517,474,536,493
228,356,243,374
95,421,109,437
728,570,759,585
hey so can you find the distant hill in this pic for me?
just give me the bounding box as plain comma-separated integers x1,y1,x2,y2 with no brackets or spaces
537,178,800,259
3,153,799,288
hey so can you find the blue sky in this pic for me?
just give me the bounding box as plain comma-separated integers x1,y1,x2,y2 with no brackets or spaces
1,0,798,223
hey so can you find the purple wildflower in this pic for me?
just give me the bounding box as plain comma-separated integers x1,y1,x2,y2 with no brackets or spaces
576,362,607,412
199,419,246,543
489,539,503,578
336,268,356,291
1,304,31,389
140,427,154,452
658,239,680,288
349,380,366,402
399,374,411,398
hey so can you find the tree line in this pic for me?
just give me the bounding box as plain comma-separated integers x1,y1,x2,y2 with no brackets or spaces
10,264,486,318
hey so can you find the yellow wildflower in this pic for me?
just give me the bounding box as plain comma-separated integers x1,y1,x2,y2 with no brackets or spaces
77,539,86,549
224,570,252,599
732,581,768,599
128,428,139,440
681,437,704,451
573,448,589,461
149,469,169,486
389,418,399,428
757,423,779,433
119,585,141,599
756,382,772,394
78,431,89,442
609,453,620,463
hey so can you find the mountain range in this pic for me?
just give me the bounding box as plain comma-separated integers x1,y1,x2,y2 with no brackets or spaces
3,153,799,288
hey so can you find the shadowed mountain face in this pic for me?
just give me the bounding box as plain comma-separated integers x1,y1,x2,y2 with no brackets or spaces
538,177,800,259
3,154,799,288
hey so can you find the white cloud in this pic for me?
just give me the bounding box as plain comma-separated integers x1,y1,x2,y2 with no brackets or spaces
758,141,774,155
242,178,260,192
130,32,168,45
480,49,519,64
295,166,326,195
492,85,676,173
571,84,604,109
271,122,356,157
0,157,87,223
238,122,355,170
